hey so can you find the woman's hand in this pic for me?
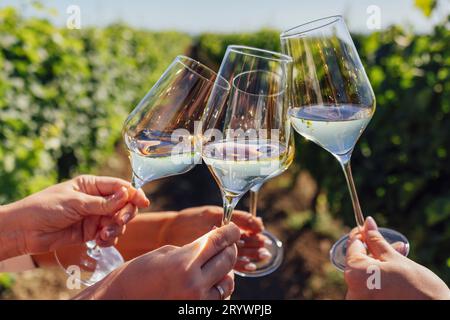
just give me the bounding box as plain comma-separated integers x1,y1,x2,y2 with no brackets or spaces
344,217,450,300
170,206,269,272
0,175,149,259
118,206,268,273
75,223,240,300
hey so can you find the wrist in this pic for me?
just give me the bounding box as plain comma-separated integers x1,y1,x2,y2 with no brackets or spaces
0,203,27,261
73,267,126,300
156,211,180,247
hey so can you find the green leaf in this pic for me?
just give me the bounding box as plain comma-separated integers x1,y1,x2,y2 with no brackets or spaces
414,0,437,17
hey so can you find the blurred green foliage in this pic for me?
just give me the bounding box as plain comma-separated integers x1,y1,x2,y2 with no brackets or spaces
0,272,14,294
415,0,437,17
0,7,191,203
196,17,450,281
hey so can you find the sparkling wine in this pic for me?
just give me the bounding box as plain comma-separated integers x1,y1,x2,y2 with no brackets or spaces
203,139,287,195
125,129,200,188
289,104,373,156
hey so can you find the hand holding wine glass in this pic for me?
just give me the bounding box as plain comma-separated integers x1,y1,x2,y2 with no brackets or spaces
281,16,409,271
345,216,450,300
0,175,148,261
201,45,293,276
74,223,241,300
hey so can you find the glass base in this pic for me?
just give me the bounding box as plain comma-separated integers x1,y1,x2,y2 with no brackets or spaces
330,227,410,271
235,230,283,278
55,241,124,287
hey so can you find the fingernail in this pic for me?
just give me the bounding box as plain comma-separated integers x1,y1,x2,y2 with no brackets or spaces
139,189,150,206
398,242,406,255
111,187,127,202
244,263,257,271
258,248,272,260
238,256,250,263
237,240,245,247
395,242,407,256
121,213,131,224
365,216,378,231
104,228,117,239
264,239,272,246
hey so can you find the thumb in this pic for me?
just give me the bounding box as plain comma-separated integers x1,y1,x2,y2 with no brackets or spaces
78,186,129,216
363,216,398,260
183,223,241,267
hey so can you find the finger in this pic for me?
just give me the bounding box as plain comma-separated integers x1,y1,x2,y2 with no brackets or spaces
202,245,237,287
391,241,408,256
79,186,129,216
99,224,126,242
347,237,367,257
237,247,272,261
76,175,131,196
234,256,257,272
95,238,118,248
345,238,379,270
238,233,267,248
231,212,264,234
185,223,241,266
363,216,398,260
80,215,101,242
206,272,234,300
97,203,135,239
128,187,150,208
113,203,138,226
348,226,362,240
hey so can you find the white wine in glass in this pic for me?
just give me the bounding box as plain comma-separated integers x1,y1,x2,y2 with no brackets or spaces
203,139,288,196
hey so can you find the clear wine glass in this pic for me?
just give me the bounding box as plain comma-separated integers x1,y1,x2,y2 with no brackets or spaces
56,56,227,286
123,55,228,189
280,16,409,271
246,132,295,277
201,45,293,277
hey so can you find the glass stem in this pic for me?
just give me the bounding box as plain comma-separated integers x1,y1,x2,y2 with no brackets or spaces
339,157,365,228
222,193,241,226
249,190,259,217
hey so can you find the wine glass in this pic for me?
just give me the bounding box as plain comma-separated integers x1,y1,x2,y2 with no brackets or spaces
123,55,228,189
280,16,409,271
201,45,293,277
56,56,227,286
245,132,295,277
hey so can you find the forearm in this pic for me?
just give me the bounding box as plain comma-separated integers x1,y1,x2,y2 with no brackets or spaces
0,203,27,261
115,211,179,261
